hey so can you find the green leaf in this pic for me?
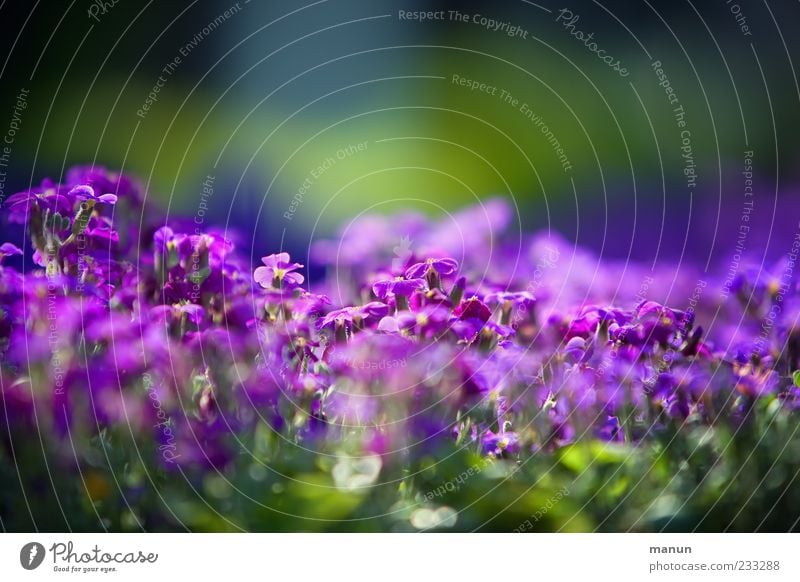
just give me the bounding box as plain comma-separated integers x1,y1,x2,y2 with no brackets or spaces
558,444,591,473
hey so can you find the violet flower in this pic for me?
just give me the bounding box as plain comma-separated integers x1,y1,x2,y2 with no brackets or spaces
0,242,23,262
254,252,305,289
405,257,459,279
372,276,425,300
67,184,118,205
320,301,390,331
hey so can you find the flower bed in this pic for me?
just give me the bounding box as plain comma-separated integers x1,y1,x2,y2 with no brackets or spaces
1,168,799,531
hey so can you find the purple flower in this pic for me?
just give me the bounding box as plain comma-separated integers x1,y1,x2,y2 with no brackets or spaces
482,429,520,456
153,226,176,253
152,302,206,325
393,304,452,337
595,416,623,442
65,165,143,204
405,257,459,279
5,182,72,224
320,301,389,330
67,184,118,205
409,286,453,311
484,321,515,343
484,290,537,307
563,336,586,362
0,242,23,262
372,276,425,300
634,300,693,347
453,296,492,323
254,252,305,289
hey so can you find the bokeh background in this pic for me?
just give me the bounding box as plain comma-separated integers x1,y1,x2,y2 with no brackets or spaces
1,0,799,263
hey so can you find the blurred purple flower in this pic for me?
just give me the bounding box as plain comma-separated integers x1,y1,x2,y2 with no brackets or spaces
405,257,459,279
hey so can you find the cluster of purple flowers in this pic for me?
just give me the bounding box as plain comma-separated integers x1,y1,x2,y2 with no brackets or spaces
1,168,799,476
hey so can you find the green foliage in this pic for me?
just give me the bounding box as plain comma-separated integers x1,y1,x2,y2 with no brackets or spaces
3,399,798,531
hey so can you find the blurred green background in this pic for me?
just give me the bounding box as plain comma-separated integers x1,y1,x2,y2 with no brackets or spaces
1,0,798,258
